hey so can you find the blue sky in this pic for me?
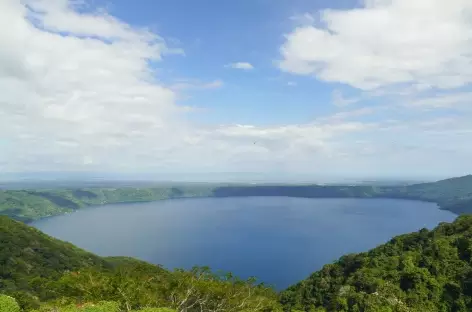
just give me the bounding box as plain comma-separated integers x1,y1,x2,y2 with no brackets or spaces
98,0,358,125
0,0,471,181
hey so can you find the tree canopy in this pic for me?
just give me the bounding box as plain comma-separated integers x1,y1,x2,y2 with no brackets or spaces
0,217,281,311
280,215,472,312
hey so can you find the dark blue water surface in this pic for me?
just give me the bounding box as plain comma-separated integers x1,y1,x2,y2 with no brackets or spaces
32,197,456,290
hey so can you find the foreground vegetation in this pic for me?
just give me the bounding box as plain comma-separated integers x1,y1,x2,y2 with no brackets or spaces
281,214,472,311
4,210,472,310
1,175,472,222
0,216,281,311
0,295,175,311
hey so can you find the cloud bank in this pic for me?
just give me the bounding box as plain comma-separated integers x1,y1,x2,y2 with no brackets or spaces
0,0,470,180
279,0,472,91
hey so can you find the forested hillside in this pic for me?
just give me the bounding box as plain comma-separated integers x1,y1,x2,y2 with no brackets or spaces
0,216,281,312
1,175,472,222
379,175,472,210
0,186,215,222
280,214,472,312
212,175,472,214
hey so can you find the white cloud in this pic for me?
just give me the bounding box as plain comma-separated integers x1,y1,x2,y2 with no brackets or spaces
332,90,359,107
27,0,151,41
170,79,224,91
0,0,471,180
225,62,254,70
0,0,183,172
407,92,472,109
326,107,377,121
278,0,472,90
3,0,366,177
273,0,472,179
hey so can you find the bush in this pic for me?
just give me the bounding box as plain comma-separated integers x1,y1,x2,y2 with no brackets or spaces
30,301,177,312
0,294,21,312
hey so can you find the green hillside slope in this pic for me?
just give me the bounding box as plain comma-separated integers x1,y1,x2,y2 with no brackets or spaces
0,215,110,288
0,217,281,311
0,186,215,222
380,175,472,210
280,214,472,312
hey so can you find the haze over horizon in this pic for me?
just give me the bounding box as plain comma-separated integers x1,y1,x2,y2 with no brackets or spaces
0,171,455,185
1,0,472,180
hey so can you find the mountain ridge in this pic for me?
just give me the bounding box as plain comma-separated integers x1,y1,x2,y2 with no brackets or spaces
2,174,471,222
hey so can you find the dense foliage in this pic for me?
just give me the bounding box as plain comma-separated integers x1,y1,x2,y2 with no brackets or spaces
280,214,472,312
0,217,281,311
1,175,471,222
0,294,20,312
0,216,110,290
0,186,216,222
0,295,175,312
378,175,472,210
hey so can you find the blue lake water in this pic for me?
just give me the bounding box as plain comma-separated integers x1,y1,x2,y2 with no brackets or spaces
32,197,457,290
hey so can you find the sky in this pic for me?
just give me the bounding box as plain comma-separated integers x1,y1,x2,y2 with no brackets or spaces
0,0,471,182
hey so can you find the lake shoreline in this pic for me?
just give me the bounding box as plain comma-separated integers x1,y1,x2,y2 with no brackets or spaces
5,175,472,222
31,197,457,290
24,194,458,225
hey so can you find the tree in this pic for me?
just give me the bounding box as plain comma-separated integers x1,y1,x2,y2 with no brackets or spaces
0,294,21,312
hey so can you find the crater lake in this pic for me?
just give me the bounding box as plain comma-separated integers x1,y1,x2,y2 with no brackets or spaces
32,197,456,289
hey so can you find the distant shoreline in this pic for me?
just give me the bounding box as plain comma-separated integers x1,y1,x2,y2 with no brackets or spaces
28,195,457,227
3,174,471,223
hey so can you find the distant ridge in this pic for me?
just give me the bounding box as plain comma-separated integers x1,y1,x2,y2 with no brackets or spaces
0,174,471,222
